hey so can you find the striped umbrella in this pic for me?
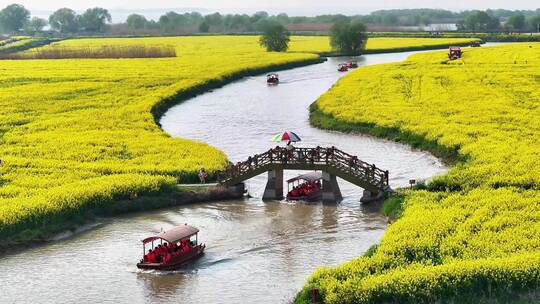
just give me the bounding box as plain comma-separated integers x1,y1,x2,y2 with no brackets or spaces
271,131,301,143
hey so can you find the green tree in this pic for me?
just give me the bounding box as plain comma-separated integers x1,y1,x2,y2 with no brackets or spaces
24,17,47,34
126,14,148,30
0,4,30,33
80,8,111,32
198,21,209,33
506,14,526,31
527,15,540,32
275,13,290,24
49,8,79,33
463,11,500,32
259,22,290,52
330,20,368,55
204,13,223,29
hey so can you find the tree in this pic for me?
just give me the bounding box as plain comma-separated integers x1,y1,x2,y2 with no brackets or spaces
198,21,209,33
204,12,223,28
80,8,111,32
527,15,540,33
251,11,269,23
275,13,290,24
506,14,526,31
0,4,30,33
127,14,148,30
463,11,500,32
259,22,290,52
49,8,79,33
330,20,368,55
24,17,47,34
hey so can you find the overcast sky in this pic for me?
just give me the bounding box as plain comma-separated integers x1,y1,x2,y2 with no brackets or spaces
2,0,539,17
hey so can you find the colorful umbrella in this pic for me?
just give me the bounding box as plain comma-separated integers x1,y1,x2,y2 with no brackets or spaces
271,131,301,142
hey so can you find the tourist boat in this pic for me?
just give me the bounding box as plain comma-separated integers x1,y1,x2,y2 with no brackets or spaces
337,64,349,72
137,224,205,271
347,61,359,68
470,41,482,48
267,73,279,85
448,46,463,60
286,172,323,202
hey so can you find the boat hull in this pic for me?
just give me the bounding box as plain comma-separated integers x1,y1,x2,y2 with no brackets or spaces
287,190,322,202
137,245,205,271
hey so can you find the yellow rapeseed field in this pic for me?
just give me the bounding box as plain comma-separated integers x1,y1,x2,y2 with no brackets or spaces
0,36,321,241
288,36,479,54
298,43,540,302
0,35,484,244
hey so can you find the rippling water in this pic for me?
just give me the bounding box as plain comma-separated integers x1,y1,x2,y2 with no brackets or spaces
0,52,447,304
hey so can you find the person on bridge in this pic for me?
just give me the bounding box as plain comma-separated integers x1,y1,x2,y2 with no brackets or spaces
286,141,294,159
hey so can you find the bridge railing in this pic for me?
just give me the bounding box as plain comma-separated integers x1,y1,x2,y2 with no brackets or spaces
218,146,390,189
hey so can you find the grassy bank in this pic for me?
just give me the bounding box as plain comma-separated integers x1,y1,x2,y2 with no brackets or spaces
297,43,540,303
0,37,57,56
152,56,324,122
289,36,480,55
309,104,463,166
0,183,243,254
369,31,540,42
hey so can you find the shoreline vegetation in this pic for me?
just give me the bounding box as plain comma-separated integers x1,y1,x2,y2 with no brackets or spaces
0,184,244,255
0,36,479,252
0,44,178,60
296,43,540,303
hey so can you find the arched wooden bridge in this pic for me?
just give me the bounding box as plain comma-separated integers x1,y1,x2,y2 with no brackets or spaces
218,146,391,203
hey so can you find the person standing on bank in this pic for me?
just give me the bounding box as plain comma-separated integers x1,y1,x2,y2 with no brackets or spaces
198,168,208,184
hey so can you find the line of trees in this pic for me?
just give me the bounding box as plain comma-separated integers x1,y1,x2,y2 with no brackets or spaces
0,4,112,35
123,11,306,33
461,10,540,32
120,9,540,34
1,3,540,36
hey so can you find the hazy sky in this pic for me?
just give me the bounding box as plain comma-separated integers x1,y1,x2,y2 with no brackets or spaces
2,0,539,15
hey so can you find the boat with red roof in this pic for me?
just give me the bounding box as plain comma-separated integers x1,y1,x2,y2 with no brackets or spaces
137,224,205,270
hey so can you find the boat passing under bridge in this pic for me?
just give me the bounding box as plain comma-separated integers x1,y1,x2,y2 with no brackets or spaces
218,146,391,203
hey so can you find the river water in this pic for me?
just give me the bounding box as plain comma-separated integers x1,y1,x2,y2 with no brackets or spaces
0,52,447,304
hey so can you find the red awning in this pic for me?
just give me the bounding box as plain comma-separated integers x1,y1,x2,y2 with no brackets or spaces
142,225,199,244
287,172,322,183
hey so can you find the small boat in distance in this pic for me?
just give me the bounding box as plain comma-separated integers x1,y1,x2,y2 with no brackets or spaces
338,64,349,72
347,61,359,68
286,172,323,202
470,41,482,48
267,73,279,85
137,224,205,271
448,46,463,60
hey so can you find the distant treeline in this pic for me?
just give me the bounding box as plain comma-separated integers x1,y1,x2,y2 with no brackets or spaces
1,4,540,36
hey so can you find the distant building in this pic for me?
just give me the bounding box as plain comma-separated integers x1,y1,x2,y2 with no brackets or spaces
424,23,458,32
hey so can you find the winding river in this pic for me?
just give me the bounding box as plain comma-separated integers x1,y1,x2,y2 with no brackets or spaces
0,52,447,304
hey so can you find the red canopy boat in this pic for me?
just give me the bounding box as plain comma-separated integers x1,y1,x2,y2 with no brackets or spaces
286,172,323,202
267,73,279,85
337,64,349,72
448,46,462,60
137,224,205,270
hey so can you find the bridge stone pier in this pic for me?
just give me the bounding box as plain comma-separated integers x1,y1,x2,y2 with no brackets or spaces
263,169,284,200
322,172,342,203
218,146,391,203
